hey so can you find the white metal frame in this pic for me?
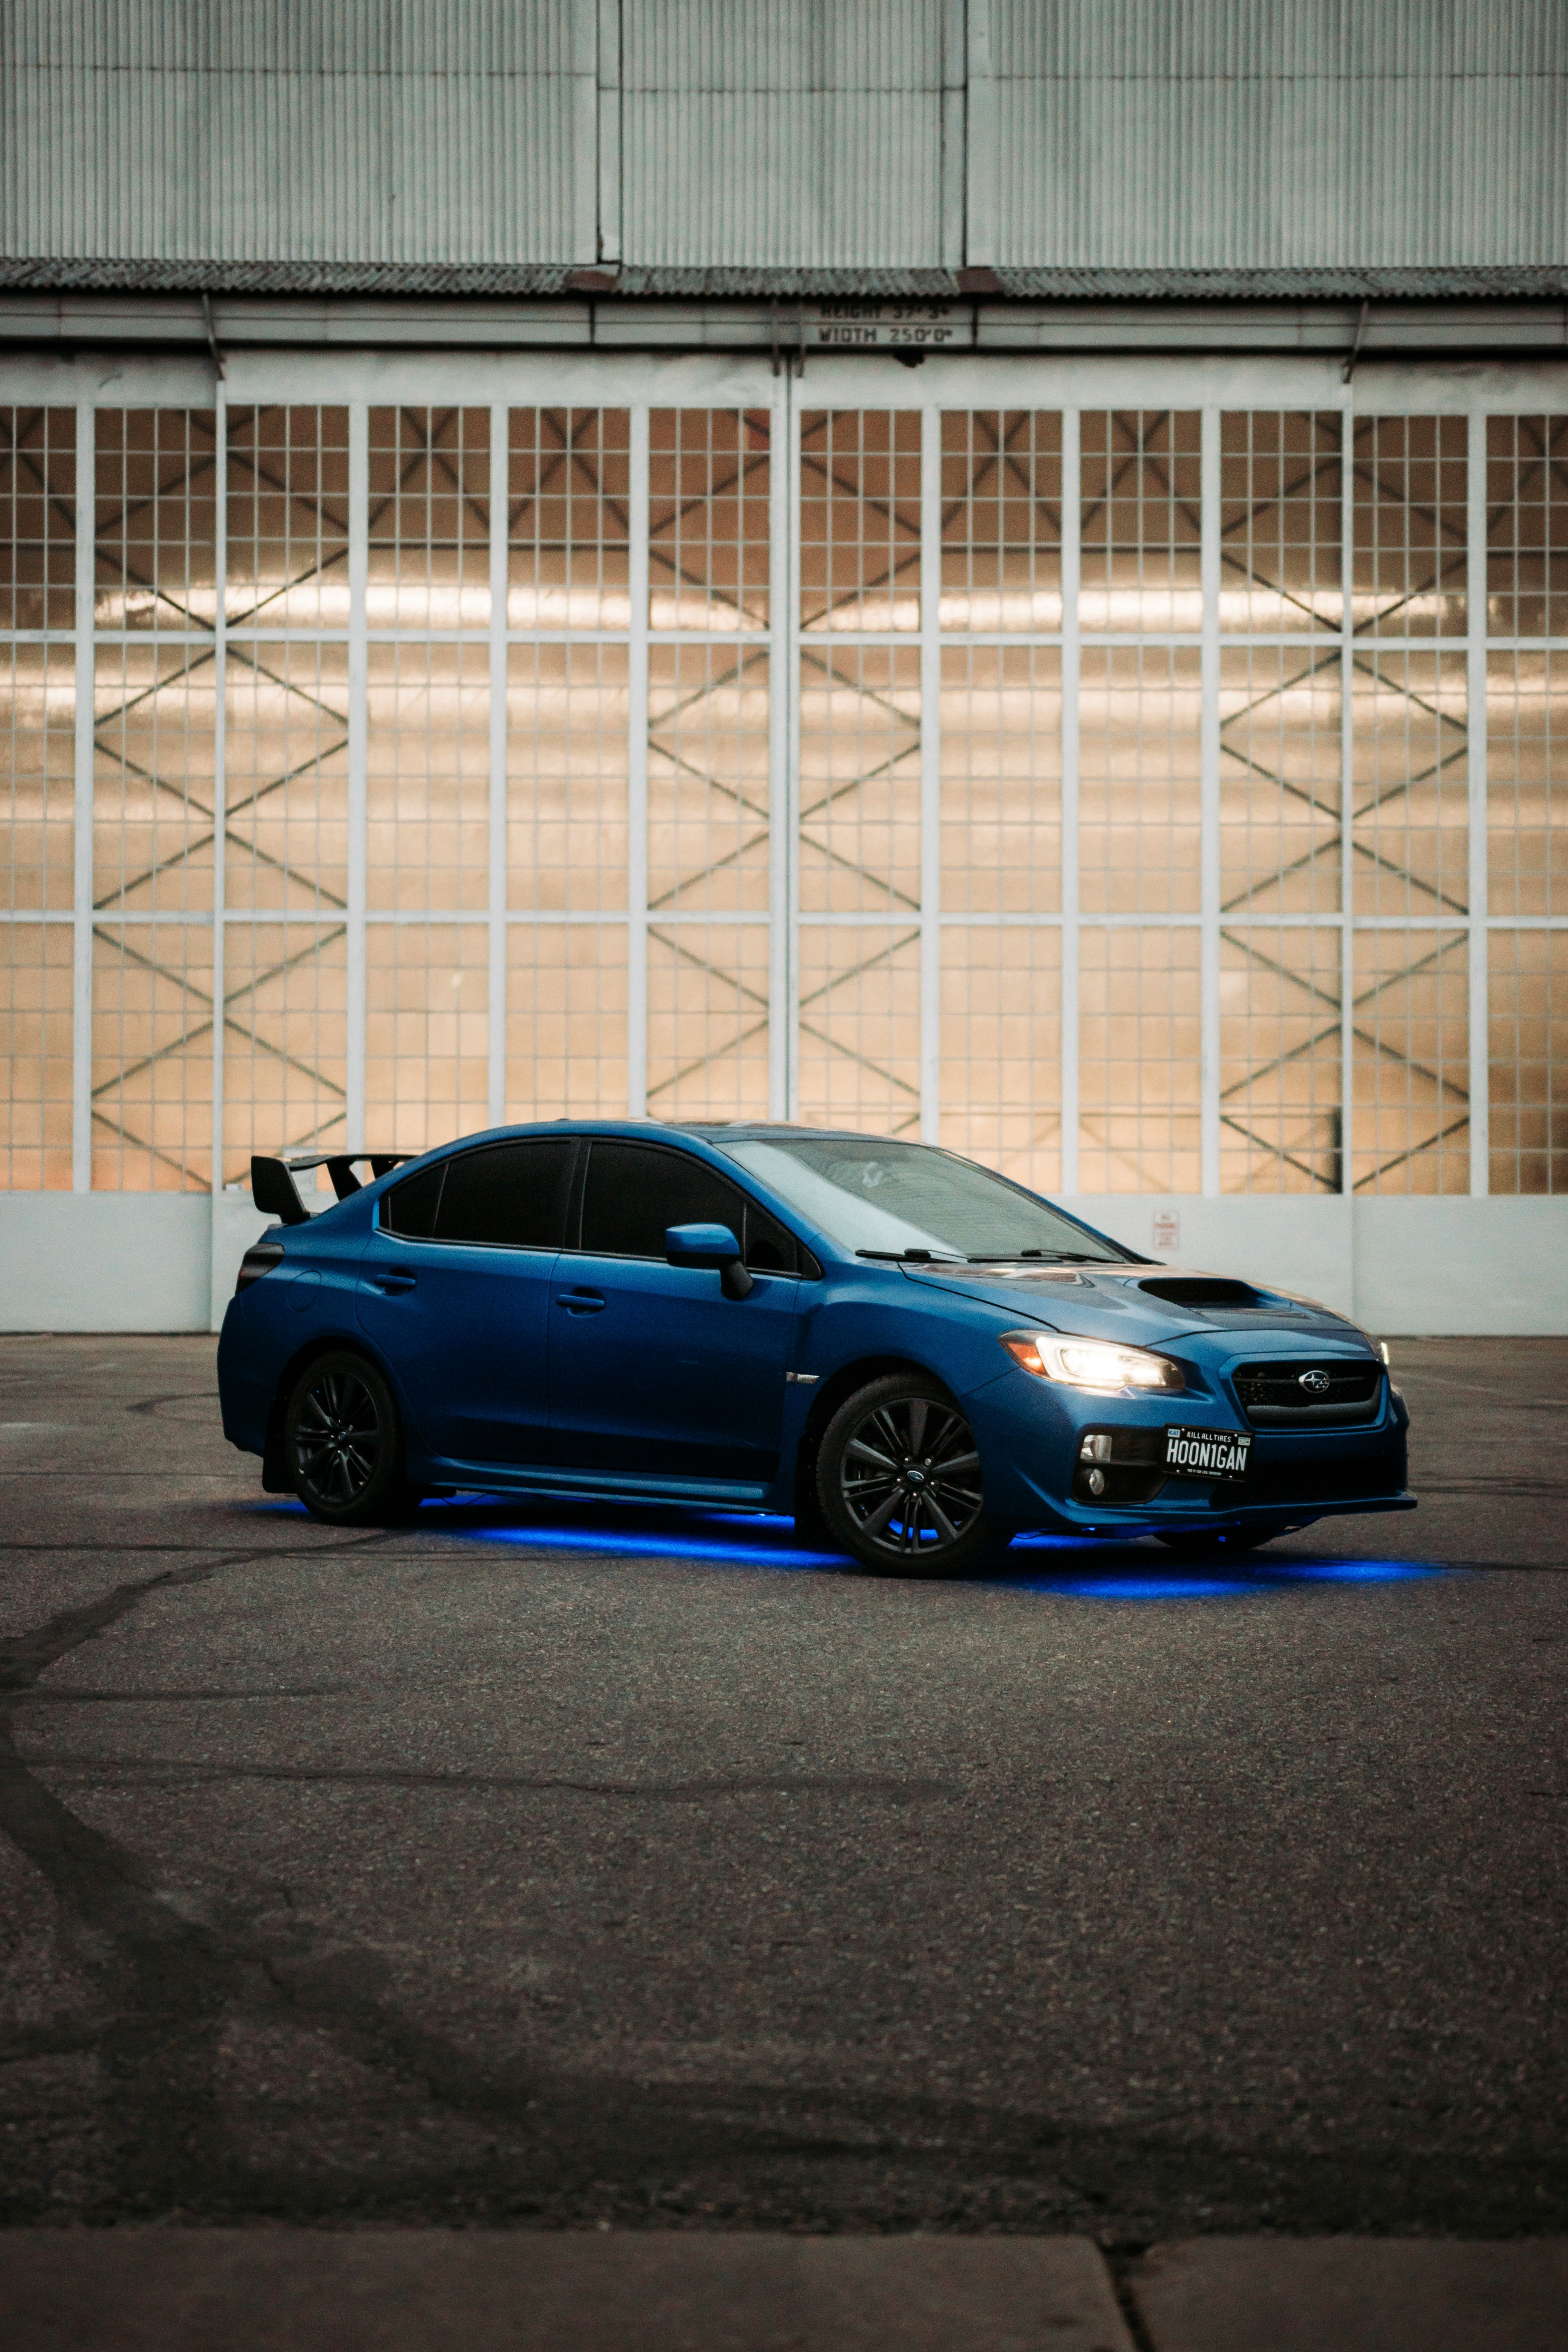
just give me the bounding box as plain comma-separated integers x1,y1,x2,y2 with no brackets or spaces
2,346,1565,1212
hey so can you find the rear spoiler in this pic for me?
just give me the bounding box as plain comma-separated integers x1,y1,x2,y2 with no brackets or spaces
250,1151,412,1227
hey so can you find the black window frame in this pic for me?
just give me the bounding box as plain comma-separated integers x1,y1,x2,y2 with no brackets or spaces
377,1137,581,1252
568,1138,820,1278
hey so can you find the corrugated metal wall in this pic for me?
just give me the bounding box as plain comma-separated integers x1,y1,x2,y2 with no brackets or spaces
620,0,958,268
0,0,598,264
0,0,1564,271
974,0,1568,267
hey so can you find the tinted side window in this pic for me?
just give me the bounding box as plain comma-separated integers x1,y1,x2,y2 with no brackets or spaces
580,1144,750,1259
382,1161,445,1238
743,1197,806,1276
435,1140,575,1249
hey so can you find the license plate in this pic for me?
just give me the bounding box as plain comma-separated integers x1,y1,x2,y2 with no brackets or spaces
1163,1426,1252,1482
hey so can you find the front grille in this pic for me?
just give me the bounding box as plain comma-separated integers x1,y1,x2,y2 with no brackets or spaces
1232,1359,1383,1428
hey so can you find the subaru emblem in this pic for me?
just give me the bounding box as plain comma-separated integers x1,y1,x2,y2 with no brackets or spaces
1298,1368,1331,1395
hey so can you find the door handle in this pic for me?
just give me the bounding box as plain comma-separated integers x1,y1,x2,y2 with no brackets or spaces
375,1272,417,1295
557,1290,606,1315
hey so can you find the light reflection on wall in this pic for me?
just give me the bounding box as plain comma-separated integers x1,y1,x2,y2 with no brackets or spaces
0,398,1563,1198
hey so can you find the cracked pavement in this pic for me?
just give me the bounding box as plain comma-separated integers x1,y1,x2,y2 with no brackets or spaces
1,1334,1566,2238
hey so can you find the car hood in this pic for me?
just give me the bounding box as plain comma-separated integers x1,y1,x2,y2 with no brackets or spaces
900,1261,1370,1351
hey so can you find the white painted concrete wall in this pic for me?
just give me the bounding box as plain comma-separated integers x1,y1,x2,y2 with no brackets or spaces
3,1191,1566,1337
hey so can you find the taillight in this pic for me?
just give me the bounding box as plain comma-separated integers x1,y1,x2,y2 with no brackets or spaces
235,1240,286,1294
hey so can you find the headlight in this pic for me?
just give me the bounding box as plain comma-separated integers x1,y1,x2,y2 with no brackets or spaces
1000,1331,1184,1393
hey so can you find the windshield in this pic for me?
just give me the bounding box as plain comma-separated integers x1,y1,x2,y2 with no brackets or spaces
717,1137,1128,1262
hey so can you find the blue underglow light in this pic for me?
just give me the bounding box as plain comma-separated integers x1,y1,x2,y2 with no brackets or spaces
244,1494,1451,1599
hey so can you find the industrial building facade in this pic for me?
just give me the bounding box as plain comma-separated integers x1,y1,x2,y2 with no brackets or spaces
1,3,1565,1328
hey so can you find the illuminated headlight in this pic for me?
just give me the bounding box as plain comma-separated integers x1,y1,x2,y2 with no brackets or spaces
1000,1331,1184,1394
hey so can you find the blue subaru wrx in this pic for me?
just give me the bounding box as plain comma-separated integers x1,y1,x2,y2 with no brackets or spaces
217,1122,1414,1575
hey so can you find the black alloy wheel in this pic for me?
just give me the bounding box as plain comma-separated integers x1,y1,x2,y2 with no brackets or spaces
817,1374,1009,1577
284,1350,419,1526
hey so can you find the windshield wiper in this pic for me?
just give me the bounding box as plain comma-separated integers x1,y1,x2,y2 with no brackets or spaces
855,1247,965,1263
964,1251,1108,1264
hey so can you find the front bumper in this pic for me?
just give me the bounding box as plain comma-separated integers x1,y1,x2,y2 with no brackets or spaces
976,1359,1412,1536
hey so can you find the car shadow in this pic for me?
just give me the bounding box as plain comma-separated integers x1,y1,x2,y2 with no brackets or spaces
244,1492,1451,1600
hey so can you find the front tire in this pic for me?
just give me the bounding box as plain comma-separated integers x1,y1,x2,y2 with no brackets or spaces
816,1375,1010,1578
284,1351,419,1527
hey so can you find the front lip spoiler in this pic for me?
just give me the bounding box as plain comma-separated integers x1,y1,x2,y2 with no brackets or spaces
1049,1489,1418,1534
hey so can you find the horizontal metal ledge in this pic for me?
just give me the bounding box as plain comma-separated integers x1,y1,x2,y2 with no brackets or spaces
0,293,1566,355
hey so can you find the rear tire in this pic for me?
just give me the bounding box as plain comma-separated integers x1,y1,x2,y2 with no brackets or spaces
284,1350,420,1527
816,1374,1011,1578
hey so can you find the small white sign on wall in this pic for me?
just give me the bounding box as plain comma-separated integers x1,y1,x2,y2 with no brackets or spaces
1152,1210,1180,1253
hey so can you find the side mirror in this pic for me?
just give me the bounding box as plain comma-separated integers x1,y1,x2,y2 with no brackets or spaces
665,1222,754,1299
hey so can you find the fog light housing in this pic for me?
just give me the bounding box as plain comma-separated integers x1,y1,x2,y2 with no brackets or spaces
1084,1466,1106,1496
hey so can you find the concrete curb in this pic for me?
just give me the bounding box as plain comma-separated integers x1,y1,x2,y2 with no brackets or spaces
2,2232,1566,2352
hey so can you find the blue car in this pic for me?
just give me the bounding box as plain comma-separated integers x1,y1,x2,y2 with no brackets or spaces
217,1122,1414,1575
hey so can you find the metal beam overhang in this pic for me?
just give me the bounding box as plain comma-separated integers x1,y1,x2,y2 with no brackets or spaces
1,291,1566,357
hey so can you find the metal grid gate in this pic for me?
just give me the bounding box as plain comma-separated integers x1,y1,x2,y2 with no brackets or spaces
1,366,1564,1208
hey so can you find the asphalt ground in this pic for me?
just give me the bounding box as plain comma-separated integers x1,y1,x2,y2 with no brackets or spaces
1,1334,1565,2245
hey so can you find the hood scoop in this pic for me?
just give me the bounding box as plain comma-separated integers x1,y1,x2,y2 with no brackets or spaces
1136,1276,1267,1309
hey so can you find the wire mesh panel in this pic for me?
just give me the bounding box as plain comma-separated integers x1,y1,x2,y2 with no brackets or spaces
650,408,771,631
1486,414,1568,639
939,645,1061,913
504,409,633,1123
507,923,627,1121
367,407,490,629
2,643,74,911
1219,928,1343,1193
1218,412,1341,632
222,922,348,1182
0,920,72,1188
1351,416,1467,638
1079,645,1202,917
224,643,351,915
1351,929,1471,1193
1489,928,1567,1194
800,409,920,632
508,408,630,629
939,410,1062,631
365,922,488,1156
798,644,921,916
91,920,214,1190
646,921,771,1120
226,406,350,628
1,406,74,630
796,923,922,1133
1218,645,1341,917
939,925,1061,1189
1079,925,1202,1192
95,410,218,633
1348,653,1469,918
1081,412,1201,631
1487,650,1566,919
365,643,490,914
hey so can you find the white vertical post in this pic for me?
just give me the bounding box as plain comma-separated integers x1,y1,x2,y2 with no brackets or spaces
70,401,95,1192
919,402,942,1141
210,385,227,1201
346,402,368,1153
767,368,793,1120
626,404,650,1116
1058,408,1080,1197
1199,404,1221,1196
1466,407,1490,1196
488,401,509,1128
784,380,803,1120
207,386,228,1327
1339,393,1357,1203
